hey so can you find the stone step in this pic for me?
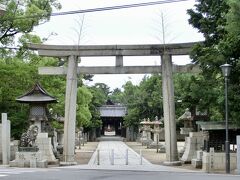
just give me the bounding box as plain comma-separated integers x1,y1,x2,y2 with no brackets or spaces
97,136,124,141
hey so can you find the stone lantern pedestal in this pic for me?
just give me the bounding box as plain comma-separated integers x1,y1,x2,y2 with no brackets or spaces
140,118,152,146
148,117,165,152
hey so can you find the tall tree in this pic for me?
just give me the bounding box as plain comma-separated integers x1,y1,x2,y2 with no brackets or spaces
122,75,163,128
0,55,67,138
225,0,240,37
187,0,240,123
109,88,123,104
174,73,222,120
0,0,61,45
76,86,92,128
0,57,38,138
93,83,111,100
122,81,140,128
86,85,107,136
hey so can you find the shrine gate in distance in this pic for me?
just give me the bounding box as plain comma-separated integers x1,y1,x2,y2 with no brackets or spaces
99,103,127,137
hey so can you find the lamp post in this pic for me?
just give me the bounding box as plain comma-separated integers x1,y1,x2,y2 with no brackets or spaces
220,63,232,174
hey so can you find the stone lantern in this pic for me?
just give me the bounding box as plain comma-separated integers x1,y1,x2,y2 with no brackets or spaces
16,82,57,133
13,82,58,166
178,108,194,135
140,118,152,146
149,116,162,145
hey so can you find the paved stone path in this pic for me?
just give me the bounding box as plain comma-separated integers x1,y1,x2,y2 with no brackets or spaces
60,140,197,172
88,141,151,165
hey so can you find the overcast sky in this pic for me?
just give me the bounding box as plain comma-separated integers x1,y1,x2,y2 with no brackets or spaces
34,0,204,90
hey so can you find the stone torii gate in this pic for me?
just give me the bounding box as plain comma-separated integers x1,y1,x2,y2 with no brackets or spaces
28,42,200,165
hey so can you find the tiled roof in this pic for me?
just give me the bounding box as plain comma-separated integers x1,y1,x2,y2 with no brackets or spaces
16,82,57,103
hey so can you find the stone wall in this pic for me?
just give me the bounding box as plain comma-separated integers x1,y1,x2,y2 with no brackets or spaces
202,151,236,172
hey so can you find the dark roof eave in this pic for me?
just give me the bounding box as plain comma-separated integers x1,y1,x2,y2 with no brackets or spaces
16,82,57,103
16,99,57,104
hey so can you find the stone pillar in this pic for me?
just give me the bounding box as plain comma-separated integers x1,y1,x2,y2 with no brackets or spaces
161,54,180,165
153,132,158,143
62,55,78,164
52,130,58,152
209,147,214,173
147,131,151,142
2,113,10,165
237,136,240,174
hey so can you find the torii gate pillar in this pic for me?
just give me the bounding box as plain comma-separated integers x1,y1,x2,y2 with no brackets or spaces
162,54,181,165
62,55,78,165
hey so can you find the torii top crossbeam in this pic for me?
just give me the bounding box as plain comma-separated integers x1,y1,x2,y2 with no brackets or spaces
28,42,199,57
28,42,201,74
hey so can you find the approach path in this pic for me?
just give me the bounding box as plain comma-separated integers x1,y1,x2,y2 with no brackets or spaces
88,140,150,166
63,137,196,172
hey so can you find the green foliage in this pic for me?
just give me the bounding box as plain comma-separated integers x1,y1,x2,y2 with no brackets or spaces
51,120,64,130
138,74,163,118
225,0,240,36
93,83,111,99
121,81,140,127
122,75,163,128
187,0,229,45
174,73,223,121
0,0,109,138
109,88,123,104
0,54,67,139
188,0,240,124
76,85,92,128
0,57,37,138
87,85,107,130
0,0,61,45
16,33,42,60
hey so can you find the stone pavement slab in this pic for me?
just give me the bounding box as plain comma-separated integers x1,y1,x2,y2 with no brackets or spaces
59,164,198,172
66,140,196,173
88,141,151,165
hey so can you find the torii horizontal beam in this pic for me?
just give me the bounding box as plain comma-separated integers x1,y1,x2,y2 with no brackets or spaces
38,64,200,75
28,42,201,57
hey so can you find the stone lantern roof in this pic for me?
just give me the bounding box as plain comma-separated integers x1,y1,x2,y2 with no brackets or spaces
16,82,57,103
152,116,163,125
140,118,153,125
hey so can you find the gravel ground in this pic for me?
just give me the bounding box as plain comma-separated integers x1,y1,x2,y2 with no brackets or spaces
75,142,99,164
125,141,203,172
